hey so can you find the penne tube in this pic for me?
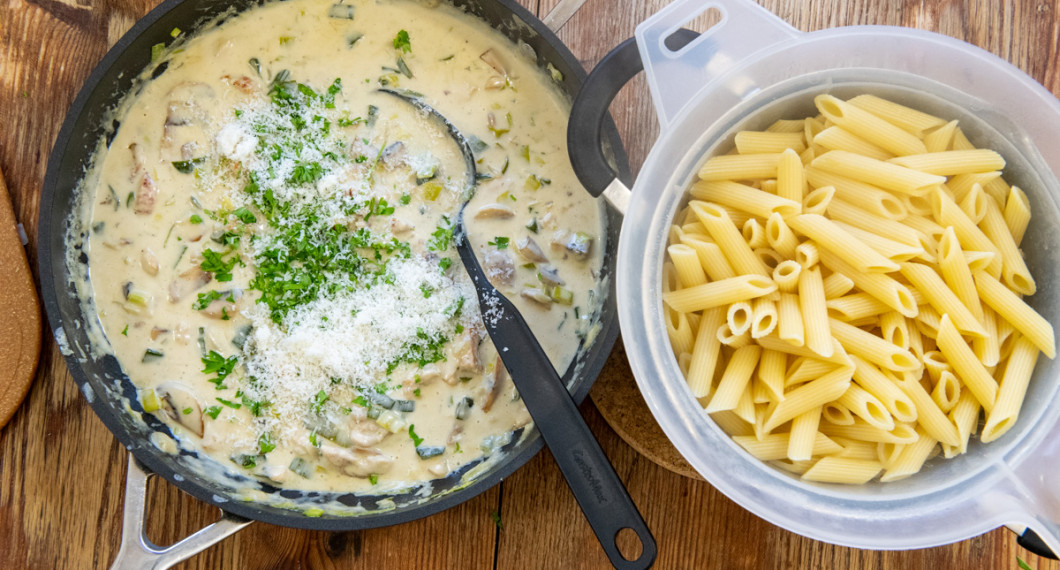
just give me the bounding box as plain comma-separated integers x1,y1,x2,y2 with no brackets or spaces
691,180,801,219
814,95,928,156
751,297,779,339
681,234,737,281
818,249,918,318
733,431,841,461
821,272,855,299
1003,185,1031,245
798,265,833,358
936,228,983,322
685,307,727,398
944,390,981,457
802,185,835,215
922,350,951,383
981,336,1039,442
705,345,761,413
802,457,883,484
930,370,961,413
767,119,807,133
795,241,819,268
822,402,855,425
813,125,894,161
734,131,806,154
978,189,1035,295
812,150,943,196
773,260,801,293
805,166,906,219
948,171,1002,202
710,410,755,437
663,274,777,313
764,365,853,432
664,307,695,356
837,383,895,431
765,212,799,259
950,127,976,150
833,437,883,460
690,201,771,276
826,198,921,247
826,292,891,322
932,188,1002,276
935,314,999,410
879,426,937,482
973,307,1001,368
846,94,947,136
742,218,767,249
667,244,707,288
717,323,752,348
758,349,788,402
888,149,1005,176
974,271,1055,359
777,148,807,204
832,221,924,262
879,311,910,350
788,213,900,273
785,356,838,388
896,377,961,447
698,153,781,181
922,119,957,153
754,247,785,270
787,408,824,461
899,262,987,338
849,355,918,423
819,419,918,444
828,317,919,372
727,301,753,336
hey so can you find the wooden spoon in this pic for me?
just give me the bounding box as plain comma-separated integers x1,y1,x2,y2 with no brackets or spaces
0,163,42,429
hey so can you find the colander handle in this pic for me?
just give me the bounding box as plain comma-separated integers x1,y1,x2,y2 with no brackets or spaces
567,30,698,202
635,0,799,129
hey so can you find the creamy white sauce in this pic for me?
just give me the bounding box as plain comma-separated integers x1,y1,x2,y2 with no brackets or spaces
83,0,605,497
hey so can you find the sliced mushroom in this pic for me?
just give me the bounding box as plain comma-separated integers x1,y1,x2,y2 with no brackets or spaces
474,203,515,219
536,264,565,287
348,418,390,447
514,236,548,263
149,327,169,341
157,382,204,438
390,217,413,235
381,141,406,168
480,48,508,76
480,357,507,413
550,229,593,260
452,330,483,376
483,249,514,286
318,441,395,478
134,172,157,215
163,82,216,125
168,266,212,303
520,287,552,306
140,248,159,276
199,297,239,320
447,423,464,445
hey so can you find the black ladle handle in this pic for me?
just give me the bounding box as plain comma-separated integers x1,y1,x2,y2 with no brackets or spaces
457,242,656,570
568,29,700,197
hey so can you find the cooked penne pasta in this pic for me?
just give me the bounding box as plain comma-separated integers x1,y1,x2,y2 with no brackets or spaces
798,265,833,358
690,201,771,276
818,249,918,318
879,426,937,482
814,95,928,156
685,307,727,399
1003,185,1031,245
974,271,1055,359
691,180,801,219
981,335,1039,442
935,314,999,410
667,244,707,288
733,430,841,461
812,150,943,196
787,408,825,461
735,130,807,154
663,274,778,313
846,94,947,136
888,149,1005,176
805,166,907,220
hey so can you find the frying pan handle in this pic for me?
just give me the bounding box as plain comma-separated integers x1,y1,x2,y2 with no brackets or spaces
465,275,656,568
110,454,252,570
567,30,699,207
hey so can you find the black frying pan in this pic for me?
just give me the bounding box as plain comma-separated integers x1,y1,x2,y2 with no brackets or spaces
38,0,628,558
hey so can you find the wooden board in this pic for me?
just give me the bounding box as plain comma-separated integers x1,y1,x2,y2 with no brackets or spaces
3,0,1060,568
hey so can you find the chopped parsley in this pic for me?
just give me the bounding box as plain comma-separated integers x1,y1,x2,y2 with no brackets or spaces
204,406,222,420
311,390,330,414
393,30,411,53
121,325,129,336
192,290,224,310
408,424,424,447
189,214,203,224
488,236,509,249
427,217,453,251
200,248,239,282
216,397,242,409
201,350,238,390
258,432,276,454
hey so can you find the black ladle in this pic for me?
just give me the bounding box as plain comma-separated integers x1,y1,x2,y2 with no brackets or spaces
379,88,657,569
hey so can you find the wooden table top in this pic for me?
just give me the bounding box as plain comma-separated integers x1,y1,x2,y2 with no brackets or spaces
4,0,1060,567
